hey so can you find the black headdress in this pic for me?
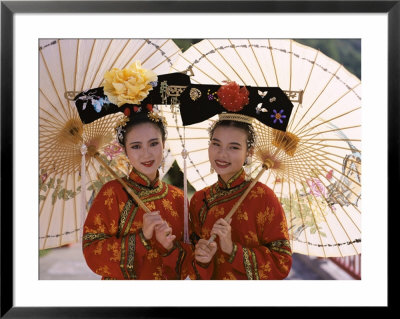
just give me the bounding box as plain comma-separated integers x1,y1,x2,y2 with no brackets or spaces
177,81,294,131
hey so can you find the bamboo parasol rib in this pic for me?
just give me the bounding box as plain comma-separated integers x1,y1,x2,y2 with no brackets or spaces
39,38,181,249
166,38,362,257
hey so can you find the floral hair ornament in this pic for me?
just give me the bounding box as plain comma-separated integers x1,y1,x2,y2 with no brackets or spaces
216,81,249,112
71,60,191,235
103,61,158,107
74,67,191,125
177,81,294,132
74,64,190,147
146,104,168,127
114,103,169,145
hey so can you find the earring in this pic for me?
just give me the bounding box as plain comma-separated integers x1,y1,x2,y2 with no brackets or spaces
210,166,215,174
244,155,252,181
161,157,166,173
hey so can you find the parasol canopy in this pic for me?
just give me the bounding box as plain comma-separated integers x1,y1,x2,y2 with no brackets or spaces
39,38,180,249
163,39,361,257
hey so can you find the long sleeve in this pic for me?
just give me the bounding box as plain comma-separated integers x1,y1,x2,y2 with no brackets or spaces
82,181,149,279
215,184,292,280
188,176,292,280
149,187,198,280
186,190,215,279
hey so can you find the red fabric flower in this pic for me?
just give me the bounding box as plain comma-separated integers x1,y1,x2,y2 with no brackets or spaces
146,104,153,112
123,107,131,117
217,82,249,112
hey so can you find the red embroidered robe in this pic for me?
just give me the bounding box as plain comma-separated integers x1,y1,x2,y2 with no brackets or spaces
188,168,292,280
82,168,191,279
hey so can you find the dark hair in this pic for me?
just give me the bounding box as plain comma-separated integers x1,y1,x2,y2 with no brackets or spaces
209,120,256,149
117,114,167,147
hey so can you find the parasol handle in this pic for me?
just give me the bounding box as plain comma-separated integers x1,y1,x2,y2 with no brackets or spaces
207,162,272,245
94,153,151,214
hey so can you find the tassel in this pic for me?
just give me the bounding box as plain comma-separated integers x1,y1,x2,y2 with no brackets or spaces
161,157,165,173
245,155,252,181
80,144,88,240
182,148,190,244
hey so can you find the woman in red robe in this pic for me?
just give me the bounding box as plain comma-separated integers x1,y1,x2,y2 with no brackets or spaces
74,63,194,280
189,117,292,279
81,109,192,280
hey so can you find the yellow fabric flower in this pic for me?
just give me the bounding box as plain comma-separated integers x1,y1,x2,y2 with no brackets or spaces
103,61,157,107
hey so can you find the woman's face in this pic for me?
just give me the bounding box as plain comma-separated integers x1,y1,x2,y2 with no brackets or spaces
208,125,249,183
124,122,164,181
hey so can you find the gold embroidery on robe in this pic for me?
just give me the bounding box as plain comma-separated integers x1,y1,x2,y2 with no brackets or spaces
223,272,236,280
162,198,178,218
266,206,275,224
146,249,159,260
280,220,289,238
236,207,248,222
103,187,115,210
212,206,225,219
126,234,136,279
91,214,106,233
94,240,104,255
242,248,253,280
153,266,163,280
130,220,142,233
249,186,266,199
256,210,267,228
82,233,111,249
117,199,134,237
250,250,260,280
259,261,272,279
96,265,111,277
170,188,181,199
217,254,226,265
278,255,290,273
107,242,120,262
83,167,187,280
145,201,156,211
189,168,292,280
120,235,128,279
110,220,118,234
244,231,259,246
266,239,292,256
123,206,139,237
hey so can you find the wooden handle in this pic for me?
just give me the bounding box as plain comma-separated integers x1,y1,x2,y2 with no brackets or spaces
94,154,151,214
207,166,268,244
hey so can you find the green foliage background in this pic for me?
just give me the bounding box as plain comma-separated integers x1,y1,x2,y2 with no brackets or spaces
173,39,360,78
296,39,361,79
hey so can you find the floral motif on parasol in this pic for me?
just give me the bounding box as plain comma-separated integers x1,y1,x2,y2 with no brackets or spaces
164,39,361,257
39,38,181,249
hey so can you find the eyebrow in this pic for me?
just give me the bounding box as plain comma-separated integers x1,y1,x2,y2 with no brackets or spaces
229,142,242,147
211,138,243,147
129,138,160,145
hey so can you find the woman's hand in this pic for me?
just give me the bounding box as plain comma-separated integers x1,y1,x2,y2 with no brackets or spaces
142,211,163,240
195,239,217,264
155,221,176,250
211,218,233,255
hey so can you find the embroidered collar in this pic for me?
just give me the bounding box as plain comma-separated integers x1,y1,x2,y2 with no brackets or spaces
128,167,160,189
217,168,246,190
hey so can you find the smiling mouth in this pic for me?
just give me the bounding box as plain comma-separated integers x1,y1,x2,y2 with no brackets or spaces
215,160,230,168
141,160,155,168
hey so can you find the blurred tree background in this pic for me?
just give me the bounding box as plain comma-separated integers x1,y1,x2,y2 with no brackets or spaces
296,39,361,79
163,38,361,194
173,39,361,78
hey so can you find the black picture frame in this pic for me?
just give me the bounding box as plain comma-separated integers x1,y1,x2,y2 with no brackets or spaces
1,0,396,317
